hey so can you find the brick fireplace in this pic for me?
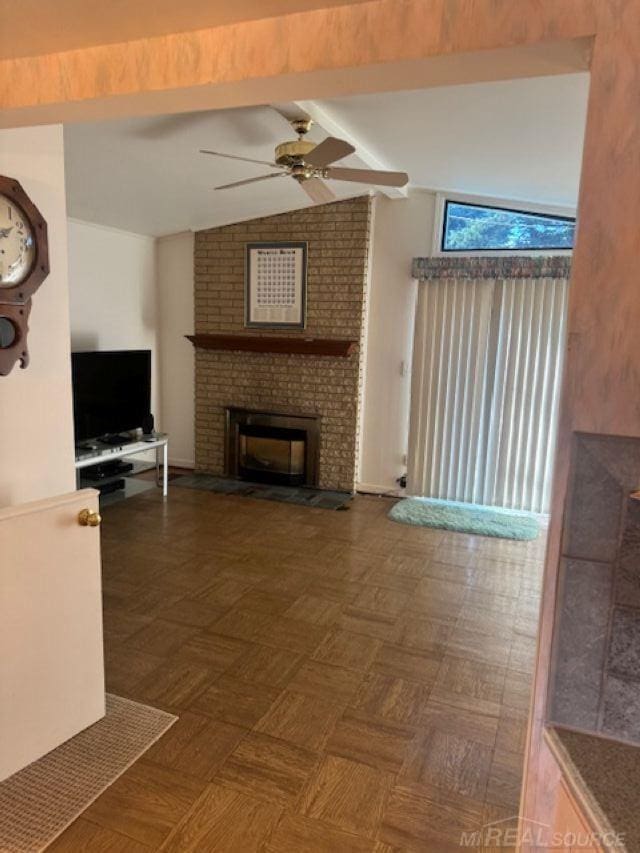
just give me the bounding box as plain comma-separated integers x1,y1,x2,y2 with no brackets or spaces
192,196,372,492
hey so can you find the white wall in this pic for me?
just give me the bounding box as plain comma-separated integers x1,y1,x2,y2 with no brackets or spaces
67,221,195,467
67,219,159,413
150,196,434,484
0,125,76,507
65,192,432,485
358,190,436,493
156,232,195,468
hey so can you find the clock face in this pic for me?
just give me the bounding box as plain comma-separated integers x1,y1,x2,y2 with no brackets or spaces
0,193,36,287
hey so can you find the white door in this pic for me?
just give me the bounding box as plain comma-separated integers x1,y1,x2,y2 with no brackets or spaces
0,488,105,780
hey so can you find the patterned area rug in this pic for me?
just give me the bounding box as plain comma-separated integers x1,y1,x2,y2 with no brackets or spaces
172,473,353,510
389,496,540,540
0,695,176,853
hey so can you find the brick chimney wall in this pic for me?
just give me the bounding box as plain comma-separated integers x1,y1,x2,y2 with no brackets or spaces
193,195,372,492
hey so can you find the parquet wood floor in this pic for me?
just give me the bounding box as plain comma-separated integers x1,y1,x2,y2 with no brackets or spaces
48,486,544,852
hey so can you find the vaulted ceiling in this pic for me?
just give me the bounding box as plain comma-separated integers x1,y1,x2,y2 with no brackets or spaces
64,73,589,237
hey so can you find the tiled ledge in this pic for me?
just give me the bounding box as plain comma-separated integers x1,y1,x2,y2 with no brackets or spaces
546,725,638,852
550,433,640,742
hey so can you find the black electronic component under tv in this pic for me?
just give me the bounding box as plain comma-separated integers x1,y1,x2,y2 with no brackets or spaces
71,349,151,444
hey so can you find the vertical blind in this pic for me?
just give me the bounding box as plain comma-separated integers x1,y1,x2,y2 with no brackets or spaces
408,257,570,513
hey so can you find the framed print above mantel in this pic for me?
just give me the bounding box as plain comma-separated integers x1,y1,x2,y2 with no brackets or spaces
245,241,307,329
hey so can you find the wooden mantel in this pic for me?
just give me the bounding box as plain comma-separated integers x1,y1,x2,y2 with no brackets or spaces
185,334,356,358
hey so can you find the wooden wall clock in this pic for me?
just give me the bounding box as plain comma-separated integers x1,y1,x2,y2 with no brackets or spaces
0,175,49,375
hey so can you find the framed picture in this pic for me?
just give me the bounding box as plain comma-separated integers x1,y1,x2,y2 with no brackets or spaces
245,241,307,329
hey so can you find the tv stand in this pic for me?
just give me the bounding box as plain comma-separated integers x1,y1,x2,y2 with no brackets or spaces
99,433,135,446
82,459,134,481
75,433,169,497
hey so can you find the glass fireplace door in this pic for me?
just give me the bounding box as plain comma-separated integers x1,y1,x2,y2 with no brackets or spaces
238,425,306,485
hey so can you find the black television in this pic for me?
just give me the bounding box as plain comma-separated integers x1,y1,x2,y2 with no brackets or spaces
71,350,151,443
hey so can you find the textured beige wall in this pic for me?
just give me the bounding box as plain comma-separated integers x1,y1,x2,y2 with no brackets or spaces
0,3,594,129
193,196,371,492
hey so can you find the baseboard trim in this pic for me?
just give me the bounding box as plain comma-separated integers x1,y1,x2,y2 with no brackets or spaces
168,458,195,469
356,482,403,497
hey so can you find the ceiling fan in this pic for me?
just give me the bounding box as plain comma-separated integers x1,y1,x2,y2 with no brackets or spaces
200,119,409,204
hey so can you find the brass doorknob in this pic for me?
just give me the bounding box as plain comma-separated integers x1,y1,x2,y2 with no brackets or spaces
78,508,102,527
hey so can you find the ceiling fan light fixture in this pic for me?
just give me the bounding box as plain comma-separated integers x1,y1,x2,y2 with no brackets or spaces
274,139,316,167
291,118,313,137
200,116,409,198
290,163,313,181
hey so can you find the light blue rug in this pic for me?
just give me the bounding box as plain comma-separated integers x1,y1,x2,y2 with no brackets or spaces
389,497,540,541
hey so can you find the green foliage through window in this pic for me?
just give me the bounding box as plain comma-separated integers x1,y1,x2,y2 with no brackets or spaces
442,201,575,252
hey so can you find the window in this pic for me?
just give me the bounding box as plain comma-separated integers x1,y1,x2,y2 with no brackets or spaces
441,199,575,252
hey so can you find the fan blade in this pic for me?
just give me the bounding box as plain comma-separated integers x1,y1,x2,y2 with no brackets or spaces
325,166,409,187
200,149,279,168
215,173,286,190
305,137,355,168
300,177,336,204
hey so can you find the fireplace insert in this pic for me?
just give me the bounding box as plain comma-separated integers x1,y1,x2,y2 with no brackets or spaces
226,408,320,487
239,423,306,486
